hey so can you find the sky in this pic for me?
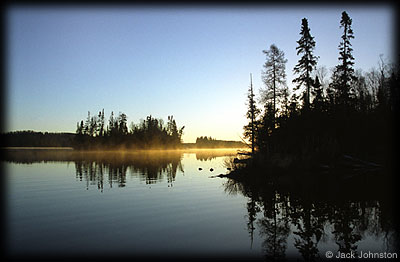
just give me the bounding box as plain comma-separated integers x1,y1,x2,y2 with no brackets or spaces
6,4,396,143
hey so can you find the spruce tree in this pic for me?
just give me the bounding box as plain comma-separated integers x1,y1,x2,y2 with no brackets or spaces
293,18,318,110
244,73,260,154
330,11,356,109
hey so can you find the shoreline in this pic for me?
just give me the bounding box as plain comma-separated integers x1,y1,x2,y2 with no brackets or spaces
1,146,246,152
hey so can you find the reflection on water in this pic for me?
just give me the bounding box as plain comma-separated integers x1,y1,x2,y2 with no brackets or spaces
3,148,398,260
74,153,183,189
223,174,398,260
4,148,239,190
194,148,239,161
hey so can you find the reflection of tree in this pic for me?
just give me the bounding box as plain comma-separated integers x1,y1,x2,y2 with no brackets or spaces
195,150,238,161
75,161,127,189
223,177,291,260
107,163,127,188
330,201,362,254
290,201,324,261
222,177,245,196
257,191,290,261
246,195,261,249
222,175,396,260
69,151,184,190
196,155,217,161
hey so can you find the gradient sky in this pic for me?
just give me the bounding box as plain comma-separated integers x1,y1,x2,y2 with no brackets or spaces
6,4,395,143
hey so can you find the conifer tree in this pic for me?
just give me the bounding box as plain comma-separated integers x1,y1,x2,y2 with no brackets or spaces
244,73,260,154
261,44,287,126
293,18,318,110
330,11,356,109
117,112,128,135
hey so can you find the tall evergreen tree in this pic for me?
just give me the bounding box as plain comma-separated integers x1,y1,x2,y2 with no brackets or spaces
261,44,287,126
244,73,260,154
293,18,318,110
330,11,356,109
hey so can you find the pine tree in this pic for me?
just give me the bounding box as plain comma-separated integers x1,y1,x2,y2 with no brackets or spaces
293,18,318,110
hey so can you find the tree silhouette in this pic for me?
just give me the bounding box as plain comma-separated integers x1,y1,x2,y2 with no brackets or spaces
167,115,184,145
98,109,105,137
261,44,288,127
117,112,128,135
293,18,318,110
329,11,356,111
244,73,260,154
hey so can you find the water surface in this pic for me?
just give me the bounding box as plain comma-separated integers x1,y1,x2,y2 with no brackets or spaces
3,149,397,260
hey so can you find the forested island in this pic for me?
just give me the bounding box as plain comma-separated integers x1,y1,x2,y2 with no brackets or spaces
73,113,184,149
194,136,245,148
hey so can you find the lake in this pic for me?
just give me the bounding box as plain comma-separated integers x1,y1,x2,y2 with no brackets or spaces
2,148,398,260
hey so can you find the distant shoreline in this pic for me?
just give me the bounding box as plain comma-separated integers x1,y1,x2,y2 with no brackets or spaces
1,146,246,151
2,147,74,150
1,131,246,150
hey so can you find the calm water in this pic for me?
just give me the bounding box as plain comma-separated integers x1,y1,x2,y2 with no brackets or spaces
3,149,398,260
